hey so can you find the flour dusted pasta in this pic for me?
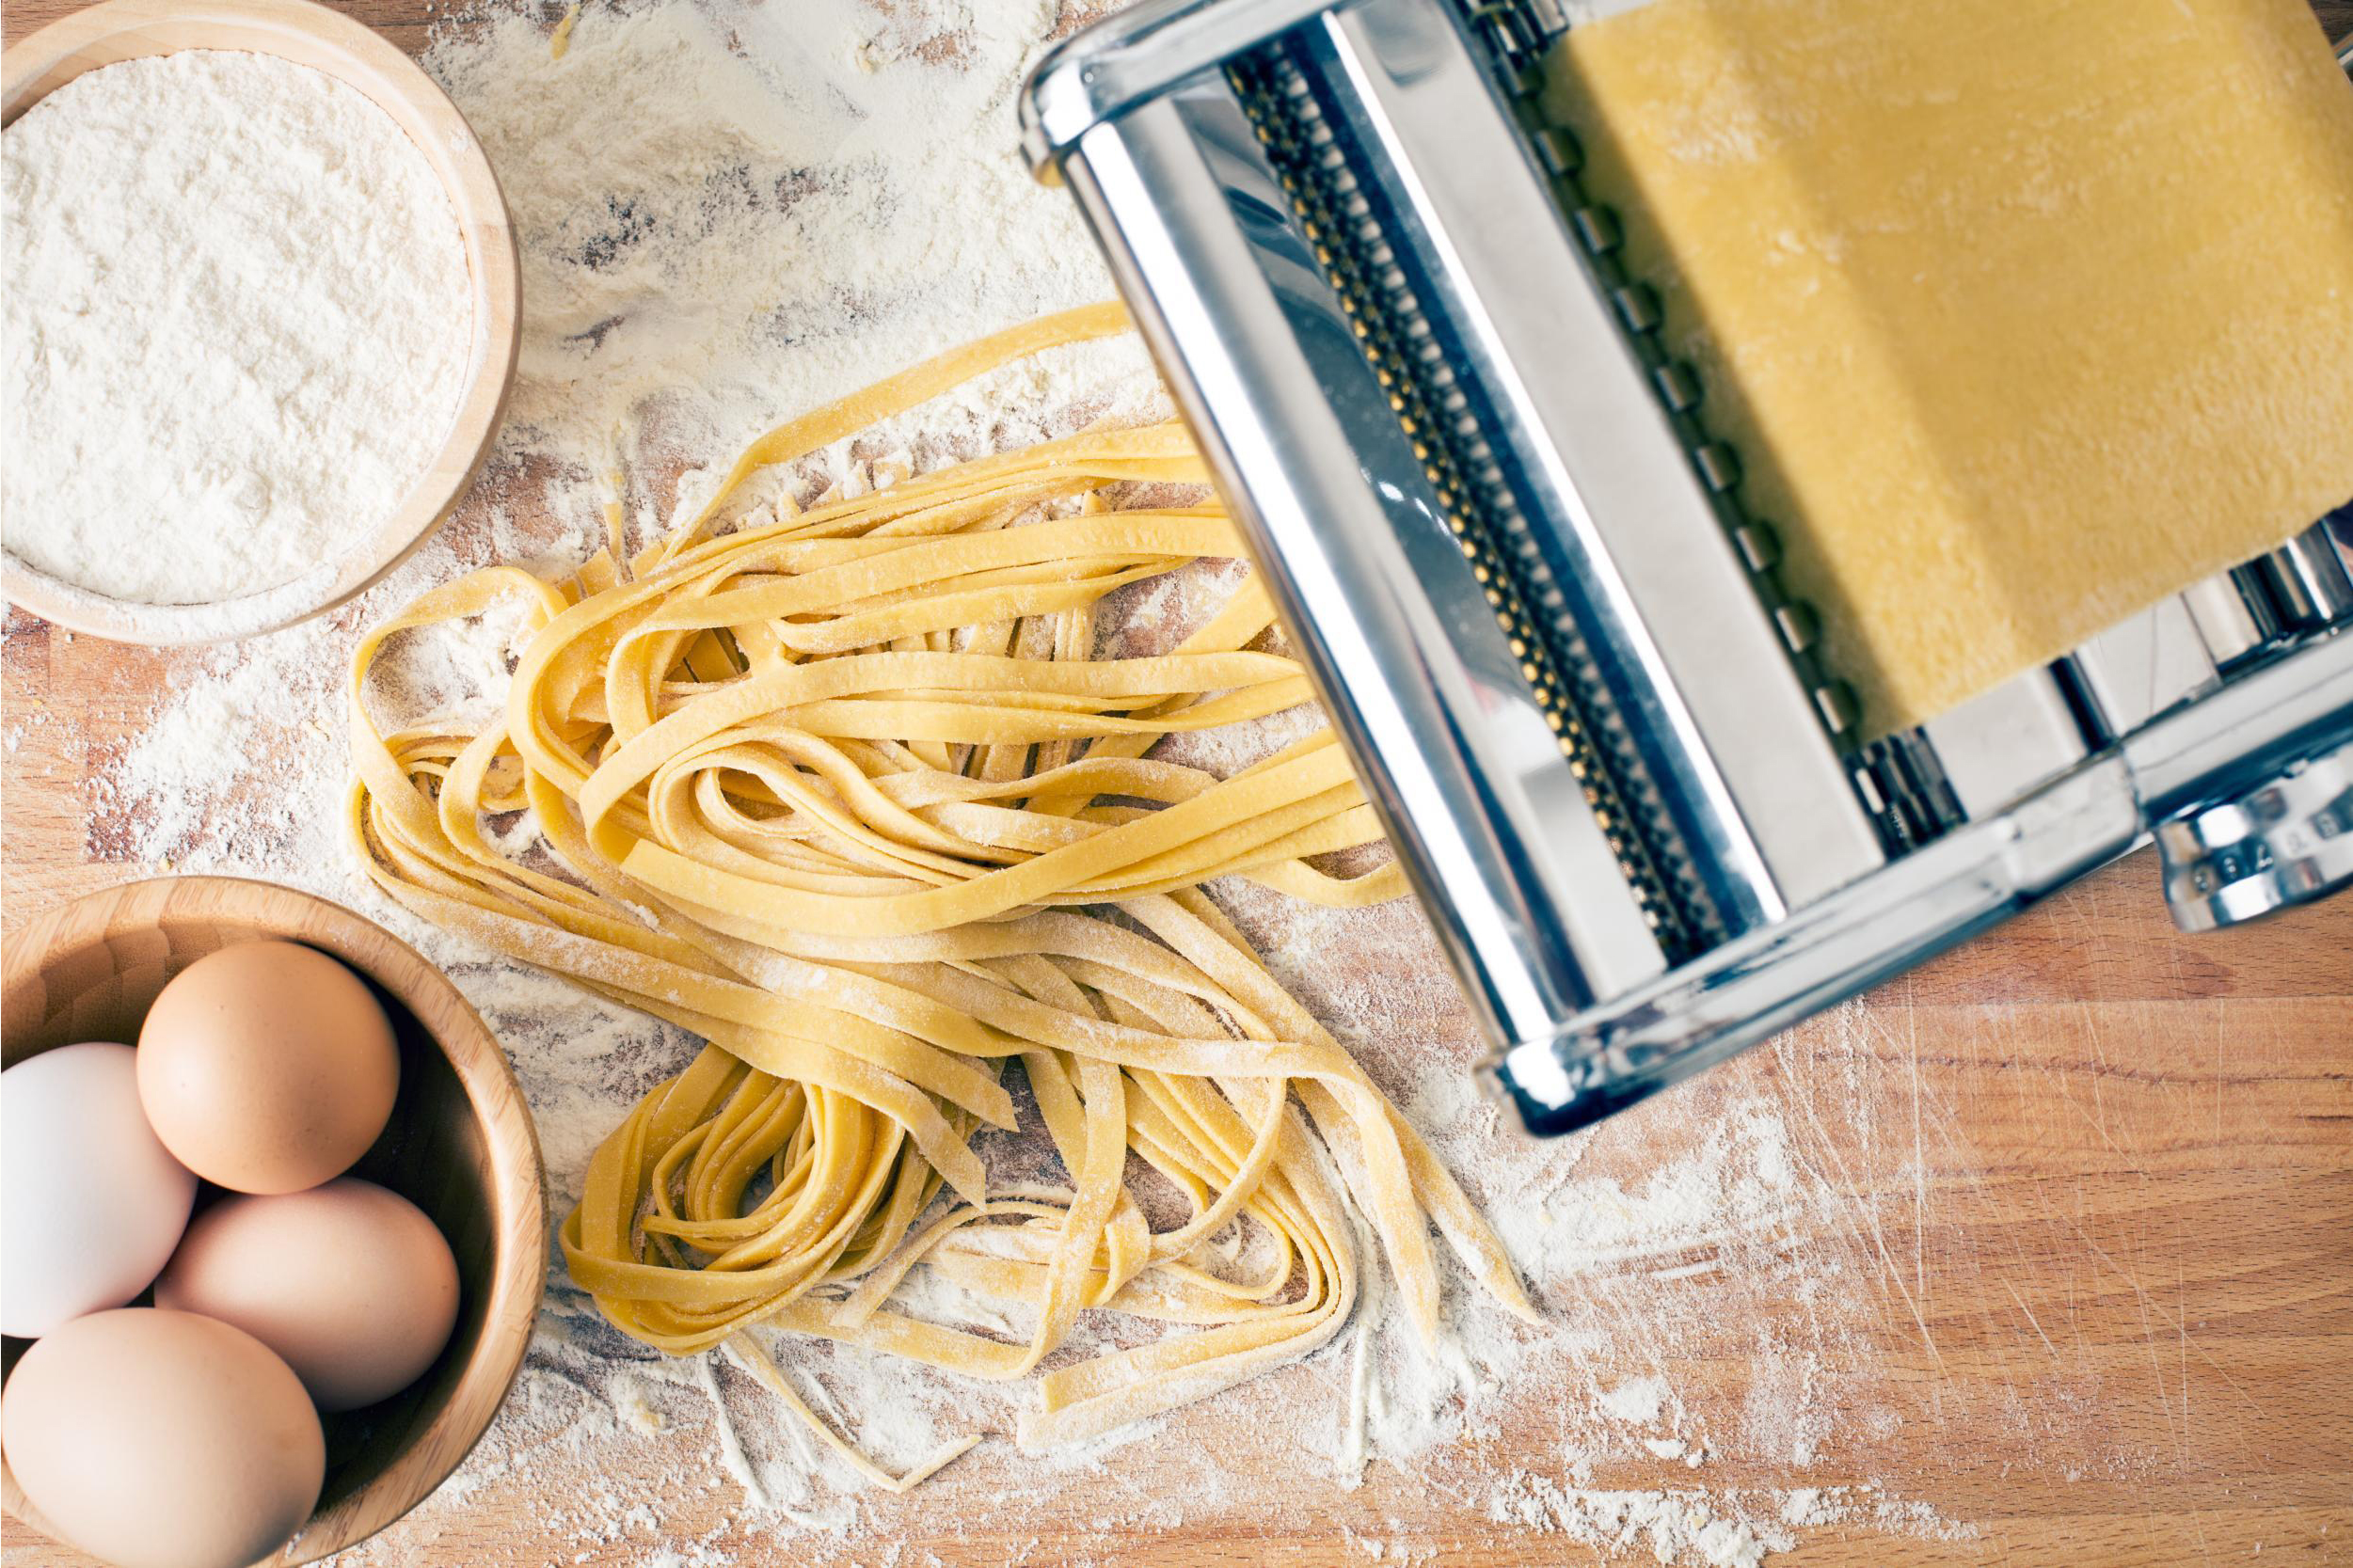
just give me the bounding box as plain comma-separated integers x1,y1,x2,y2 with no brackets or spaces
348,305,1534,1470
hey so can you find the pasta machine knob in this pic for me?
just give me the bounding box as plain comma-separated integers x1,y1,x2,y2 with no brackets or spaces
2155,736,2353,931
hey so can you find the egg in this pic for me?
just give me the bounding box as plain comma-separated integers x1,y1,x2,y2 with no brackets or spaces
1,1307,324,1568
136,940,400,1194
156,1178,462,1411
1,1042,197,1338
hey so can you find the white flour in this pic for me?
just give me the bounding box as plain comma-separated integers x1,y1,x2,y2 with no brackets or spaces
2,51,471,607
30,2,1991,1562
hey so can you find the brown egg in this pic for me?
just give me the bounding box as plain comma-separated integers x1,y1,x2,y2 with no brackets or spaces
156,1178,462,1411
136,940,399,1194
0,1307,324,1568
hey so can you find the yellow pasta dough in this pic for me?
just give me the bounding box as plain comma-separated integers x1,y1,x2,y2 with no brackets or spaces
348,304,1535,1470
1546,0,2353,732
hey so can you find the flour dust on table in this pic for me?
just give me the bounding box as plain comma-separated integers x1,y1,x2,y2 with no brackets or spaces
71,0,1981,1562
420,0,1156,485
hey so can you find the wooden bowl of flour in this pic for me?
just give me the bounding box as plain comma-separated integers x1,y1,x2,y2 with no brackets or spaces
0,0,519,645
0,877,547,1563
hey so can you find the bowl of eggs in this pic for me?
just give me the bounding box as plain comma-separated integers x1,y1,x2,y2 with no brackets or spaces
0,876,545,1568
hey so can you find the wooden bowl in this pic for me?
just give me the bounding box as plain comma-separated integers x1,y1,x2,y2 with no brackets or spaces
0,877,546,1565
0,0,520,646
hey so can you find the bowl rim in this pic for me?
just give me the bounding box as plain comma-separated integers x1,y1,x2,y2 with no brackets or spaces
0,0,522,647
0,874,548,1565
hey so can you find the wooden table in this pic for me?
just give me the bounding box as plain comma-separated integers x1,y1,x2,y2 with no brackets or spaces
4,3,2350,1565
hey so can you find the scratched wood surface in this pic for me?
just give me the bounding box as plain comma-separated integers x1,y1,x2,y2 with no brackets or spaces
3,2,2351,1565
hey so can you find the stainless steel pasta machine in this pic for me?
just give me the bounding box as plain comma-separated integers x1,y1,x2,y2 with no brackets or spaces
1018,0,2353,1134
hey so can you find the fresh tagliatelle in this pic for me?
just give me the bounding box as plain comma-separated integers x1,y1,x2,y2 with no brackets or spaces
347,303,1538,1477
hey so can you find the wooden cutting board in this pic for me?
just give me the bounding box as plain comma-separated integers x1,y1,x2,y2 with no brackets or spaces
2,3,2348,1564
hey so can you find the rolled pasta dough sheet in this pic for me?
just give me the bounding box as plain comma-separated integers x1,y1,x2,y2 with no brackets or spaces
1545,0,2353,733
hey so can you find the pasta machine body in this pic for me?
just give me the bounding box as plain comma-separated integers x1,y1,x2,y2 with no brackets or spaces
1019,0,2353,1134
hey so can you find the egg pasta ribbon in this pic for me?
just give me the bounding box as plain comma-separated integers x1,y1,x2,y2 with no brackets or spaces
347,304,1536,1479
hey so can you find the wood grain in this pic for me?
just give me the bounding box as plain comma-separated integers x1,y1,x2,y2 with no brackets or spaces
0,0,519,645
2,3,2349,1567
0,878,547,1566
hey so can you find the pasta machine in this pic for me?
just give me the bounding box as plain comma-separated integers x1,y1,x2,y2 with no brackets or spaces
1019,0,2353,1134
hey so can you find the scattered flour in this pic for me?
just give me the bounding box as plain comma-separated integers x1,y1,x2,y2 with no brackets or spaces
19,1,1990,1563
420,0,1161,509
1602,1375,1672,1426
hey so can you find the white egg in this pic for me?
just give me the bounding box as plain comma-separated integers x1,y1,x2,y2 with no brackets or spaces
2,1042,199,1337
